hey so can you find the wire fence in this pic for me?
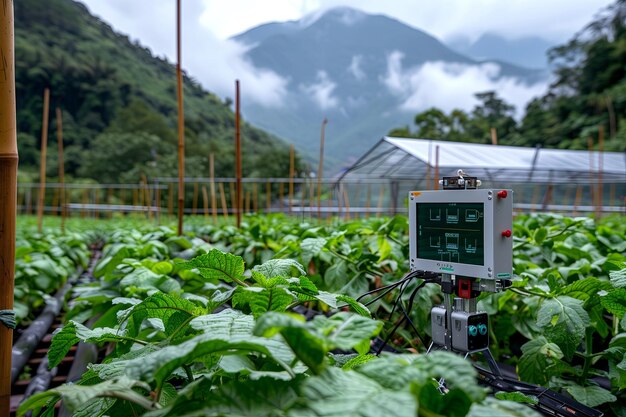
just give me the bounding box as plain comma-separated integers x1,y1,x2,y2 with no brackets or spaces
16,177,626,221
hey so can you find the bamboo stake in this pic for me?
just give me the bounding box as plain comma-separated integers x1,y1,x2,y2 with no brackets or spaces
289,144,294,213
176,0,185,235
490,127,498,145
365,184,371,218
218,182,229,219
317,118,327,217
573,185,582,216
377,186,384,217
37,88,50,232
56,107,66,230
434,145,440,190
598,126,604,217
252,182,258,213
229,182,236,210
342,187,351,220
266,181,271,213
0,4,17,413
209,153,217,224
202,185,209,218
235,80,242,228
168,184,174,217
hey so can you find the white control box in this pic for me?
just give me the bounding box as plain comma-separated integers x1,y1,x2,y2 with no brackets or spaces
408,189,513,280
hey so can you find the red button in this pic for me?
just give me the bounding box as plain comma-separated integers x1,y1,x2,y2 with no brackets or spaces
502,229,512,238
497,190,508,199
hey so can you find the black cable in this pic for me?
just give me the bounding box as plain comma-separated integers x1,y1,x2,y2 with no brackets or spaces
388,278,411,317
356,270,418,304
375,281,428,355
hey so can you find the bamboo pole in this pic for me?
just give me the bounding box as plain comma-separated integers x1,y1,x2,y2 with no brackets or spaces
597,126,604,217
56,107,66,231
202,185,209,218
0,4,17,413
209,153,217,224
176,0,185,235
37,88,50,232
490,127,498,145
317,118,327,217
235,80,242,228
434,145,440,190
288,144,294,213
266,181,271,213
252,182,258,213
218,182,229,219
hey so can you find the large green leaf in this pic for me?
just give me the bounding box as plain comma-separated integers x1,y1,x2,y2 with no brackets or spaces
536,296,590,341
288,367,416,417
190,309,255,337
300,237,327,265
124,292,202,337
232,286,294,318
180,249,246,284
601,288,626,316
518,336,564,384
565,385,617,407
17,376,153,416
467,397,542,417
48,322,127,368
253,259,306,278
124,332,295,385
609,263,626,288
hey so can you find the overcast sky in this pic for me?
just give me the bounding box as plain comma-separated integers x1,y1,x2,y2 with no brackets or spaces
78,0,614,112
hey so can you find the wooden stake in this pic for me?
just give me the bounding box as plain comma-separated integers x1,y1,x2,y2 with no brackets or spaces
289,144,294,213
266,181,271,213
218,182,229,219
490,127,498,145
317,118,328,217
434,145,440,190
202,185,209,218
176,0,185,235
168,184,174,217
598,126,604,217
37,88,50,232
56,107,66,231
209,153,217,224
0,3,17,412
235,80,242,228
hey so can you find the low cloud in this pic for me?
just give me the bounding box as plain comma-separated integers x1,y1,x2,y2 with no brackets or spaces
348,55,366,80
300,71,339,110
382,51,548,118
81,0,289,108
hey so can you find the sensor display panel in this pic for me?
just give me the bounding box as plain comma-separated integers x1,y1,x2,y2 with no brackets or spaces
416,203,485,266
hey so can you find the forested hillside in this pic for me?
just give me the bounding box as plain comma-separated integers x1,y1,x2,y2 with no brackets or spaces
15,0,299,184
390,0,626,152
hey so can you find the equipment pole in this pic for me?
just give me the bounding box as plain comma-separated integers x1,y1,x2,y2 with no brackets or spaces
176,0,185,235
0,2,17,414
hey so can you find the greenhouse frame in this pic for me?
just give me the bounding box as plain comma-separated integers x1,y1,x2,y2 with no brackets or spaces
336,137,626,214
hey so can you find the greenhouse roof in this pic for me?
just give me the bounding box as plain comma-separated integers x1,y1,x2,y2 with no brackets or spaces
338,137,626,184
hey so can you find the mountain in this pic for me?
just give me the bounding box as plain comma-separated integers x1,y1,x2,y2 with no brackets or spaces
232,7,548,171
14,0,298,184
448,33,555,69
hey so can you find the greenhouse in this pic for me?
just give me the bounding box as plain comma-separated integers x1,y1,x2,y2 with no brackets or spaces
337,137,626,214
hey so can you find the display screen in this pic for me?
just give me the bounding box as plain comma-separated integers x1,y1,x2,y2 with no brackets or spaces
416,202,484,266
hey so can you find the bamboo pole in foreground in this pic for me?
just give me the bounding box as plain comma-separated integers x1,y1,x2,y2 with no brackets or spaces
176,0,185,235
0,3,17,414
37,88,50,232
56,107,66,231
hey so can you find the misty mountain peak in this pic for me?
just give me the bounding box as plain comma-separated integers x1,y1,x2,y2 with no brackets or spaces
312,6,367,26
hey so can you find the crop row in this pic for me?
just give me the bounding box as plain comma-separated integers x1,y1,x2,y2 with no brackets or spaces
12,213,626,416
